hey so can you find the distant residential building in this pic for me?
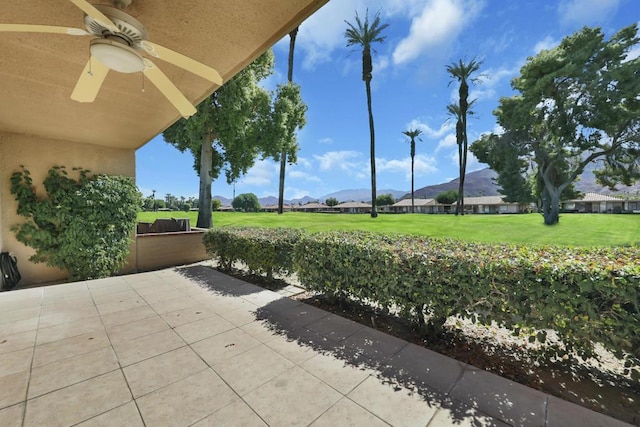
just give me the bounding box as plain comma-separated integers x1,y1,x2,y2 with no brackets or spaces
335,201,372,214
294,202,336,213
562,192,625,213
463,196,526,214
262,204,293,212
388,198,438,214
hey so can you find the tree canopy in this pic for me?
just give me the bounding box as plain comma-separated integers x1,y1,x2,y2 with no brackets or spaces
470,24,640,225
376,193,395,206
436,190,458,205
232,193,261,212
269,82,307,166
163,51,276,228
325,197,339,207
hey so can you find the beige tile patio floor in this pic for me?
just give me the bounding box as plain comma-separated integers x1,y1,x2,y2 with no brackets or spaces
0,264,631,426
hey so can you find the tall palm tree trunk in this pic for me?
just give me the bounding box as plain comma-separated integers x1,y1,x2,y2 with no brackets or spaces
278,27,299,215
455,120,463,216
365,79,377,218
287,27,298,82
411,153,415,213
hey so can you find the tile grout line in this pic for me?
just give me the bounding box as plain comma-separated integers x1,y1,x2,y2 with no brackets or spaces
92,279,149,427
543,395,549,427
20,287,45,427
175,269,292,426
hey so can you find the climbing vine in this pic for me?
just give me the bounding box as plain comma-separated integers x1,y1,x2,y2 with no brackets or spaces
10,165,142,281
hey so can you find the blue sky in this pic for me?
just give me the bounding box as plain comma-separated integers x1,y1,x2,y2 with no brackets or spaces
136,0,640,201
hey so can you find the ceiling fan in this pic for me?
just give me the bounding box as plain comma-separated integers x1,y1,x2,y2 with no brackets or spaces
0,0,223,118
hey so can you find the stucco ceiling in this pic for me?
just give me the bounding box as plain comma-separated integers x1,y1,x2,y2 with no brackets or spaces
0,0,327,149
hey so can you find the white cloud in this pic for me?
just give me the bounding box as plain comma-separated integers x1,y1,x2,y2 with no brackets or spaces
313,150,363,172
374,55,390,74
437,133,458,152
296,157,312,168
477,66,517,89
558,0,619,27
466,152,483,173
469,88,495,103
297,0,389,70
237,160,278,187
533,36,559,54
296,0,416,70
405,118,454,139
288,170,322,182
318,137,334,145
377,154,438,180
284,187,313,200
392,0,483,65
449,150,482,173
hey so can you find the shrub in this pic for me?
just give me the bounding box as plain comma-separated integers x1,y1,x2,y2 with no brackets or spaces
325,197,339,207
203,226,304,279
232,193,260,212
376,194,395,206
10,166,142,281
436,190,458,204
293,230,640,374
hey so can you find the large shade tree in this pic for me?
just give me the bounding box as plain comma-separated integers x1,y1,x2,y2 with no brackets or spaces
345,10,389,218
470,24,640,225
402,128,423,213
270,82,307,210
446,58,482,216
163,51,276,228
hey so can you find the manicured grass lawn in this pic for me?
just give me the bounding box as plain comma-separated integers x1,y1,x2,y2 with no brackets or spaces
137,211,640,247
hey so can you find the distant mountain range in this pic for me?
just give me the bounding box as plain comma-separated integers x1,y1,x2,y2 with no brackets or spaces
319,188,407,203
214,189,408,206
410,169,500,199
214,164,640,206
410,164,640,200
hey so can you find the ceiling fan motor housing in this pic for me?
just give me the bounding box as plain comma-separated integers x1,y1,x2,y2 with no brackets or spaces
84,5,148,73
84,5,147,47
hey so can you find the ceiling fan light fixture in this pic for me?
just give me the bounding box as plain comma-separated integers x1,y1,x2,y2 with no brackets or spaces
90,38,144,73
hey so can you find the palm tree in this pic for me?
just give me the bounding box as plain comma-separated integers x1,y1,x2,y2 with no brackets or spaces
151,189,156,211
277,27,299,215
446,58,482,216
345,10,389,218
402,128,423,213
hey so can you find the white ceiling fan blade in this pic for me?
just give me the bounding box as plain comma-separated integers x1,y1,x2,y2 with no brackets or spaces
143,60,197,118
0,24,89,36
141,41,223,85
68,0,119,33
71,58,109,103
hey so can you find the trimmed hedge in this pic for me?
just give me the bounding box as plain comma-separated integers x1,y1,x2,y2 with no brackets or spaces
204,227,640,374
294,231,640,372
203,226,304,279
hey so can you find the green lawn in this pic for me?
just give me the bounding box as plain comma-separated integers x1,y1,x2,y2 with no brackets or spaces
137,211,640,247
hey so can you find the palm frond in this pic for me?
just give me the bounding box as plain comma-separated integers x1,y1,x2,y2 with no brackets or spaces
344,9,389,48
446,103,462,117
447,57,484,83
402,129,423,140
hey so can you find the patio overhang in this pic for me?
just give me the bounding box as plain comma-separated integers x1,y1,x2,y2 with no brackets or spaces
0,0,328,285
0,0,328,149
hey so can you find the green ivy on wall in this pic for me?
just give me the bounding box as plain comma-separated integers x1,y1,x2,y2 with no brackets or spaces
10,165,142,281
